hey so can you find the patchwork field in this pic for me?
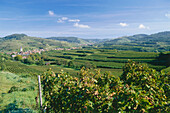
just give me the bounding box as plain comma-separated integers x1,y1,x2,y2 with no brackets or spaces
0,49,169,112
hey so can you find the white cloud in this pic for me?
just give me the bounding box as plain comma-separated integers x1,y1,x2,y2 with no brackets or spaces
57,17,89,29
61,17,68,20
57,19,64,23
165,13,170,18
73,23,90,28
119,23,128,27
48,10,55,16
139,24,150,29
69,19,80,22
57,17,68,23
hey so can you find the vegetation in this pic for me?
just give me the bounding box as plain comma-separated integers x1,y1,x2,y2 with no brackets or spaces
98,31,170,52
41,61,169,112
0,31,170,52
0,71,38,112
47,37,87,44
0,31,170,112
0,34,71,52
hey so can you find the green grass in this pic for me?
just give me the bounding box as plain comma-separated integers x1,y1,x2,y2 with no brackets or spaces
29,65,79,77
0,71,38,112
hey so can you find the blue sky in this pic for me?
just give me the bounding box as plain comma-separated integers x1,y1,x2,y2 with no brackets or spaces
0,0,170,39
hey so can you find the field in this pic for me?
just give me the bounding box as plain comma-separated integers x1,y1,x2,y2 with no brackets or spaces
0,71,38,112
3,49,169,77
0,49,169,112
42,49,168,73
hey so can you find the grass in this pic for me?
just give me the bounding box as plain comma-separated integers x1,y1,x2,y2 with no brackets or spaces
0,71,38,112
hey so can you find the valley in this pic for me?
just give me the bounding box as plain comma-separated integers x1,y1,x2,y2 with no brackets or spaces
0,31,169,112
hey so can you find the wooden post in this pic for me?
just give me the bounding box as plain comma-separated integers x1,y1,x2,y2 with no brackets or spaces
38,75,43,111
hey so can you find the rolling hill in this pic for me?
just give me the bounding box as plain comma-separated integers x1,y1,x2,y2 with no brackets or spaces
46,37,87,44
0,34,71,52
46,37,107,44
99,31,170,52
1,31,170,52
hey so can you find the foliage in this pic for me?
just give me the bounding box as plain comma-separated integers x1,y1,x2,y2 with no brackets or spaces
14,55,22,61
68,61,75,68
1,100,34,113
0,63,6,71
41,61,169,112
3,34,27,40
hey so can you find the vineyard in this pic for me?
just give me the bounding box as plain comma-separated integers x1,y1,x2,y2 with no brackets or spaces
41,61,169,112
0,50,169,112
2,49,169,77
42,49,168,71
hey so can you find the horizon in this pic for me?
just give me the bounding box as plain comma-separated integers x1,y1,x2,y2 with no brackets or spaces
0,0,170,39
1,30,170,39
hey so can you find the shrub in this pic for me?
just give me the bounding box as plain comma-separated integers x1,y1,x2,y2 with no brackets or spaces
41,61,169,112
8,86,19,93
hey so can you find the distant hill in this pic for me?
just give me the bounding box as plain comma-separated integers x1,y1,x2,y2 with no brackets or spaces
46,37,107,44
99,31,170,52
1,31,170,52
0,34,71,52
46,37,88,44
84,39,108,43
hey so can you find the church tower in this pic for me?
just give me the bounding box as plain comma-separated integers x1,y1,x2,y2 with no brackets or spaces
20,46,23,52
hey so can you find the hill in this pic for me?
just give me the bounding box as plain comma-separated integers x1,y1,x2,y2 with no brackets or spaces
0,34,71,52
46,37,87,44
46,37,107,44
99,31,170,52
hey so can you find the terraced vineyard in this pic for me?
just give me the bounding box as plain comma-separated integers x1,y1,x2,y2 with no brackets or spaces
41,49,169,76
2,49,169,77
0,49,169,112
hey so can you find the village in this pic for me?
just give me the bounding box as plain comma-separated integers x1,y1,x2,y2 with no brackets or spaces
9,46,81,59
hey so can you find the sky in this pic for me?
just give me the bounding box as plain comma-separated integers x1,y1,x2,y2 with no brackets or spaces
0,0,170,39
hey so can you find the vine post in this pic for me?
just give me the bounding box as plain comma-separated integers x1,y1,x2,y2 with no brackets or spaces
38,75,43,112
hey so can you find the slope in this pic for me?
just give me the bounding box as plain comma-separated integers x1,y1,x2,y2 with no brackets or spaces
0,34,71,52
100,31,170,52
46,37,88,44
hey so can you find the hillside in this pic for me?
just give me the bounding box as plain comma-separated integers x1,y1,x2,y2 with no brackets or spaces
1,31,170,52
0,34,71,52
46,37,107,44
46,37,88,44
99,31,170,52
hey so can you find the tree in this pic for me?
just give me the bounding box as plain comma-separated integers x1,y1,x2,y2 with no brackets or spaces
68,61,74,68
14,55,22,61
24,56,34,64
0,63,6,71
56,60,61,65
36,60,45,66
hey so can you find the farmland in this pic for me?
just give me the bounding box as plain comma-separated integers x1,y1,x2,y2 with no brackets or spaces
3,49,169,77
0,49,169,112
